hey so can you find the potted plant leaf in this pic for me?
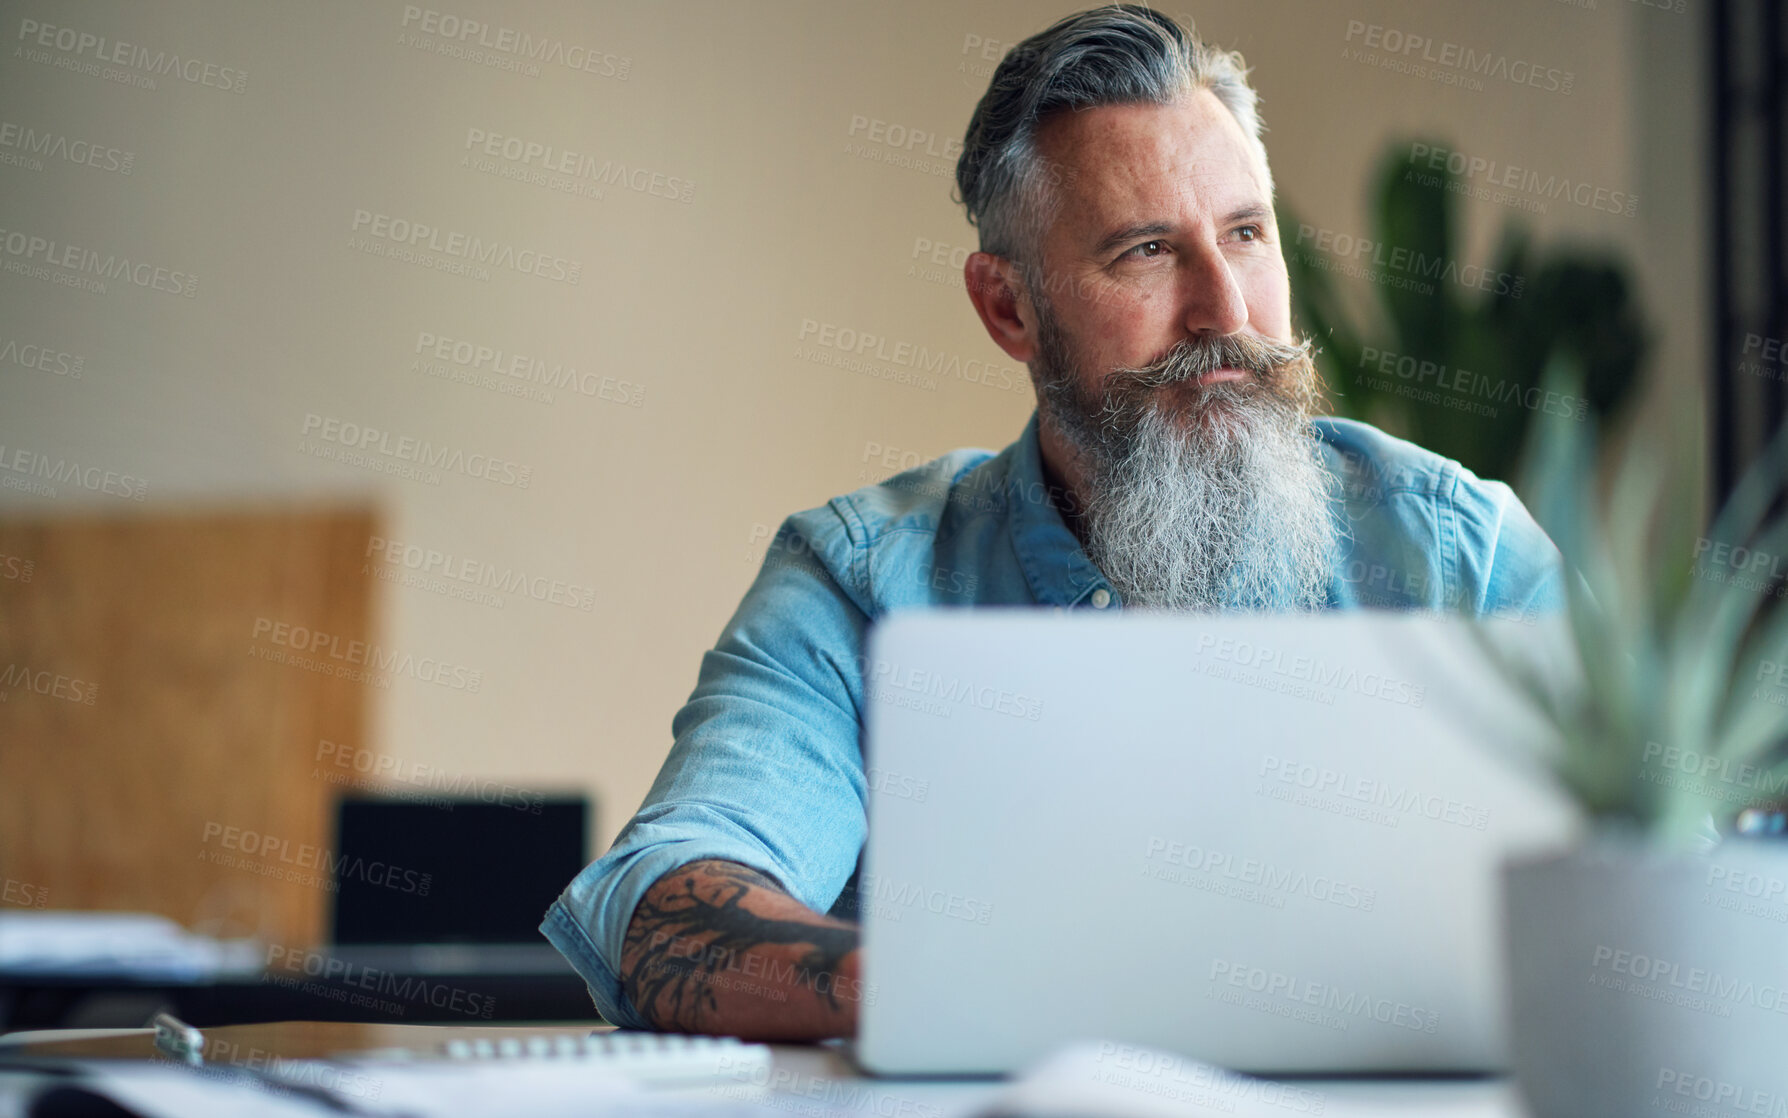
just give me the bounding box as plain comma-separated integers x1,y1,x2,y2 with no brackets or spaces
1282,139,1648,486
1484,367,1788,1118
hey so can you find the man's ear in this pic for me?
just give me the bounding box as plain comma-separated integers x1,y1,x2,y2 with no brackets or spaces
964,252,1038,363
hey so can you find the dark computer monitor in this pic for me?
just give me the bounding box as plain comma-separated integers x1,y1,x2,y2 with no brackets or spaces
330,796,589,945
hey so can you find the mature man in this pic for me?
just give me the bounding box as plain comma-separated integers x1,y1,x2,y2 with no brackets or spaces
542,6,1561,1040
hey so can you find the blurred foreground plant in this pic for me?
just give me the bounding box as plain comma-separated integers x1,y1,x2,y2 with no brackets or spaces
1484,364,1788,843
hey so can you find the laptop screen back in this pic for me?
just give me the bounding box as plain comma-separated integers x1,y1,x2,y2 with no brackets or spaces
855,611,1580,1076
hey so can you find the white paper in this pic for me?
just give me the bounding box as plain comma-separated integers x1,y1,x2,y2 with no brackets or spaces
977,1040,1521,1118
0,911,260,980
36,1062,335,1118
34,1059,839,1118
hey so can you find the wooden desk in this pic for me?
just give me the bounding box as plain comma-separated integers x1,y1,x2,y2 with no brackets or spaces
2,1020,609,1062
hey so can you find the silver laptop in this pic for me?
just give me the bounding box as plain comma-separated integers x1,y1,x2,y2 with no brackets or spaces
854,610,1580,1076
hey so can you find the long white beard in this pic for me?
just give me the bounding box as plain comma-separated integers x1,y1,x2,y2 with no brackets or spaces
1073,388,1337,611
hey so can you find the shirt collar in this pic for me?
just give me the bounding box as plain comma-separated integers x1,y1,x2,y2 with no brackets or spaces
1004,411,1112,608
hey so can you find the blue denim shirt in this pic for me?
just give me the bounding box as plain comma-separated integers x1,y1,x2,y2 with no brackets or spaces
540,413,1562,1028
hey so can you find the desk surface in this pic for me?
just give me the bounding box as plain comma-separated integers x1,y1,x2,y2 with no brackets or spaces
0,1021,1532,1117
2,1021,604,1062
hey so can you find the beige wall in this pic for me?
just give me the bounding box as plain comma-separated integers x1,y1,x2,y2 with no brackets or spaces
0,0,1701,856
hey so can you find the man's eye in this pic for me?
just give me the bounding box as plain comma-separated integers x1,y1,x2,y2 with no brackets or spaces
1234,225,1263,242
1125,240,1169,259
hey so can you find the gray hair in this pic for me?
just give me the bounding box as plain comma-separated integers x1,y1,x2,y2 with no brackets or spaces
954,5,1271,267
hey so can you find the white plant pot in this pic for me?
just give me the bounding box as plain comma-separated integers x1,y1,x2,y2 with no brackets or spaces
1504,838,1788,1118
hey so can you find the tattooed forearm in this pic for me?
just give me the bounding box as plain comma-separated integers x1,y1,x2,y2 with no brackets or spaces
618,859,863,1038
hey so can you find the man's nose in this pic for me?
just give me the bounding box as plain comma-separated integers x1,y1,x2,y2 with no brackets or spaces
1178,244,1249,338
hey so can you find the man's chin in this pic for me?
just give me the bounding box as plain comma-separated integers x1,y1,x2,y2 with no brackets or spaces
1157,383,1258,437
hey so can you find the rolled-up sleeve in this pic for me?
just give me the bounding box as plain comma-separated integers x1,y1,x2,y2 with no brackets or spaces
541,510,870,1028
1447,468,1565,617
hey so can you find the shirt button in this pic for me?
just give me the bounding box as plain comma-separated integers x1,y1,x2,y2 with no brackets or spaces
1090,588,1112,609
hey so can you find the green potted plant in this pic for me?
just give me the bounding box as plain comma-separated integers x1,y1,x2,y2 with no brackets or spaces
1485,370,1788,1118
1283,140,1647,486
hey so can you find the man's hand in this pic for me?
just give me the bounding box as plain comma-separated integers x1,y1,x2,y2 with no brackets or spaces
618,859,864,1040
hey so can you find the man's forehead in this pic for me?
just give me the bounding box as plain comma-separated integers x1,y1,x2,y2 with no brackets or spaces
1035,89,1269,242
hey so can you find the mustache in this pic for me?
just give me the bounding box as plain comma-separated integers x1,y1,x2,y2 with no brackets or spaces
1110,333,1315,392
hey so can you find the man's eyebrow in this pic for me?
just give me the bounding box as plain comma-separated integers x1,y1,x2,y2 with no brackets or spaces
1224,204,1274,227
1090,221,1175,259
1089,205,1275,258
